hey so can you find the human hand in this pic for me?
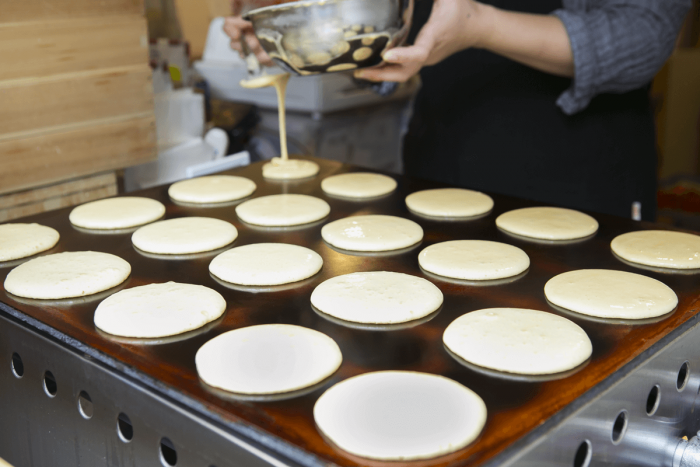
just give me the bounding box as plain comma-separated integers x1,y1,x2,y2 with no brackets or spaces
355,0,491,82
223,14,274,66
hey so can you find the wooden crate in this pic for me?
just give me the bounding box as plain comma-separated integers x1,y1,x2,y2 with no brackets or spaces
0,1,156,196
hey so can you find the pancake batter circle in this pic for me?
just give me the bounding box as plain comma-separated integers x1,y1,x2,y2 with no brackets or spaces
4,251,131,299
210,243,323,286
168,175,256,204
544,269,678,320
132,217,238,254
195,324,342,395
0,223,59,262
443,308,592,375
496,207,598,240
69,197,165,230
321,215,423,252
236,194,330,227
314,371,487,461
311,271,443,324
419,240,529,281
321,173,397,199
94,282,226,338
611,230,700,270
262,158,320,180
406,188,494,218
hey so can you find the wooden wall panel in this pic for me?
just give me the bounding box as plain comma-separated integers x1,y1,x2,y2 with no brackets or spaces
0,0,143,23
0,66,153,137
0,116,155,195
0,15,148,82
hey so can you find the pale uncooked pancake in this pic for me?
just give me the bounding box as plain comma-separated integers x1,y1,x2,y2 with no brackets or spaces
94,282,226,338
311,272,443,324
321,173,397,199
236,194,330,227
443,308,592,375
168,175,256,204
195,324,342,395
419,240,529,280
210,243,323,286
4,251,130,299
321,215,423,252
545,269,678,319
0,223,59,262
69,197,165,230
314,371,487,460
496,207,598,240
611,230,700,270
406,188,494,218
262,158,320,180
132,217,237,254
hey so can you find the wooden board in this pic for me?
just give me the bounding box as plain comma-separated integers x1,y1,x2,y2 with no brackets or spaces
0,0,144,23
0,15,148,82
0,182,117,222
0,172,116,210
0,116,155,195
0,66,153,138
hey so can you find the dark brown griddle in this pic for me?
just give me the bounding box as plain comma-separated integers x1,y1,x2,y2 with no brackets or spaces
2,157,700,467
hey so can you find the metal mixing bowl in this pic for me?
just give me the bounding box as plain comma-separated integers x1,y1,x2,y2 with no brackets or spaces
244,0,414,75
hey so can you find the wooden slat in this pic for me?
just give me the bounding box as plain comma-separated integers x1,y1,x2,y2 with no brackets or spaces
0,15,148,81
0,0,143,23
0,184,117,223
0,116,155,195
0,66,153,137
0,172,116,210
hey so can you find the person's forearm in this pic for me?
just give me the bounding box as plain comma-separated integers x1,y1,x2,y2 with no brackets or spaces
475,4,574,78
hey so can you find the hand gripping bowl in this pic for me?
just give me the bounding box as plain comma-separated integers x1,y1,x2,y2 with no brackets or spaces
244,0,414,75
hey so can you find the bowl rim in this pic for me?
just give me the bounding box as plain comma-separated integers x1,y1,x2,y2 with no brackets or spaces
244,0,338,20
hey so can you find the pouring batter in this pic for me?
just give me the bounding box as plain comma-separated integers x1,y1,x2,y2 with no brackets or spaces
240,74,320,180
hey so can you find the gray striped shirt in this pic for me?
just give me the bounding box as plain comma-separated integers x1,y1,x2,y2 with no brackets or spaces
552,0,691,114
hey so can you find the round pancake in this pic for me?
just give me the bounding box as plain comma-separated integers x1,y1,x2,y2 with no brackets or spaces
544,269,678,319
236,194,330,227
4,251,130,299
132,217,238,254
496,207,598,240
0,223,59,262
314,371,487,460
69,197,165,230
94,282,226,338
262,158,320,180
611,230,700,270
406,188,494,218
210,243,323,286
321,173,397,199
168,175,256,204
443,308,592,375
321,215,423,252
419,240,529,280
311,271,443,324
195,324,342,395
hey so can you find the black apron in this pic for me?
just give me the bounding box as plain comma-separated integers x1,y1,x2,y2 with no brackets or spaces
403,0,658,221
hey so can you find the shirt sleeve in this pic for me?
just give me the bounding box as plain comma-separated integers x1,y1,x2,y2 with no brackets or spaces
552,0,691,115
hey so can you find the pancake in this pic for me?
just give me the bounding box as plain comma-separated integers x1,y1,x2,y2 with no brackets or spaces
168,175,256,204
321,173,397,199
69,197,165,230
611,230,700,270
544,269,678,319
418,240,529,280
496,207,598,241
0,223,59,262
321,215,423,252
94,282,226,338
314,371,487,460
4,251,130,299
406,188,493,218
236,194,330,227
311,271,443,324
132,217,238,254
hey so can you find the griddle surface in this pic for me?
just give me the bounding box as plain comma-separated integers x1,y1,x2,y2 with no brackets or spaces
2,158,700,467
